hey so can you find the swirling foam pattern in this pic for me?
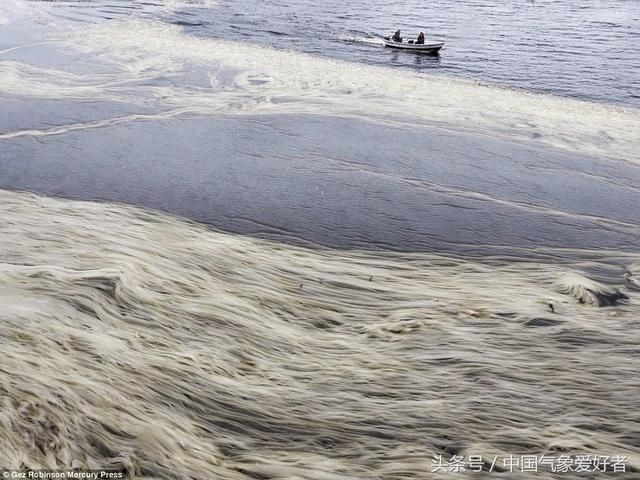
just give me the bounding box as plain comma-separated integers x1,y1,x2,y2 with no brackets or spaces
2,1,640,478
1,189,639,478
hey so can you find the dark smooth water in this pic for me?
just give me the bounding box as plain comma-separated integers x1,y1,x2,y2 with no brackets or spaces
3,108,640,254
31,0,640,106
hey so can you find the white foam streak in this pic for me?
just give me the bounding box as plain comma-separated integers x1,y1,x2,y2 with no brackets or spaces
52,20,640,162
0,109,191,140
2,17,638,161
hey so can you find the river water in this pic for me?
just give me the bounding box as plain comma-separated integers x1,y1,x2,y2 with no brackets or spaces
1,0,639,253
1,1,640,478
22,0,640,106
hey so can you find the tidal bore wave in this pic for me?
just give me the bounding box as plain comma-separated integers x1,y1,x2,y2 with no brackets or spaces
1,189,639,478
1,11,639,162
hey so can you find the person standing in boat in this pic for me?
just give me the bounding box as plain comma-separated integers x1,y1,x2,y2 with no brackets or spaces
417,32,425,44
392,30,402,42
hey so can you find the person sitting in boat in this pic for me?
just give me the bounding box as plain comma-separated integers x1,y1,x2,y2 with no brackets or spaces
417,32,425,44
391,30,402,42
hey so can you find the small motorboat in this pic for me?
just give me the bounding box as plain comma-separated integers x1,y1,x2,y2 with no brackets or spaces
383,36,444,53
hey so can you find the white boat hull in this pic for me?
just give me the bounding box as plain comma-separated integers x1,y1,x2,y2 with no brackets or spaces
383,39,444,53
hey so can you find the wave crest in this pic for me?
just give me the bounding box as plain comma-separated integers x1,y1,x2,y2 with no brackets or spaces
554,272,628,307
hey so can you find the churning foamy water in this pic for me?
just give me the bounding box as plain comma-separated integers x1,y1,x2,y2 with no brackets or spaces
1,0,640,478
1,189,639,478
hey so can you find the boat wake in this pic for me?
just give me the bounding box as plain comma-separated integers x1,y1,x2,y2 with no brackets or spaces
338,35,385,46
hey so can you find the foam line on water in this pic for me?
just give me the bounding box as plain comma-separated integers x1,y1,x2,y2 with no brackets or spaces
318,154,640,235
0,109,192,140
0,41,56,56
2,17,639,163
50,20,640,162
